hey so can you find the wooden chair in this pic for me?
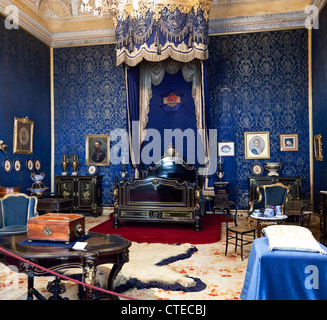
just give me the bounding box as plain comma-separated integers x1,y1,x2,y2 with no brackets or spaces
222,201,256,261
284,199,313,228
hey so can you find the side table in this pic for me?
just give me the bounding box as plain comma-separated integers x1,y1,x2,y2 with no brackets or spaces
249,214,288,237
0,232,131,300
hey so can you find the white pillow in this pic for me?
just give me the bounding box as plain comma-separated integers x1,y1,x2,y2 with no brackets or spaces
262,225,326,255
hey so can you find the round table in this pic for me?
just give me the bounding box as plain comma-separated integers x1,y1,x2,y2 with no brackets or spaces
250,214,288,238
0,232,131,300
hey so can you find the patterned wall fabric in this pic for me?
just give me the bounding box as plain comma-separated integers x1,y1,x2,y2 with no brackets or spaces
312,5,327,208
54,45,127,206
0,15,51,193
54,29,310,209
207,29,310,209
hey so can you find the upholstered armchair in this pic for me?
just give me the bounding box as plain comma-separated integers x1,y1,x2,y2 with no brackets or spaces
248,183,289,228
0,193,38,234
249,183,289,214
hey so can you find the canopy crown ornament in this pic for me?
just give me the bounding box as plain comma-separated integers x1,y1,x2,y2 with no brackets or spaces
80,0,212,27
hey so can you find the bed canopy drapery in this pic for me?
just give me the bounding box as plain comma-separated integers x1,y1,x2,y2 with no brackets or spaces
115,0,212,67
116,0,214,194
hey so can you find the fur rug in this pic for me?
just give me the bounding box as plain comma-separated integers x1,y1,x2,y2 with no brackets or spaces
96,242,203,291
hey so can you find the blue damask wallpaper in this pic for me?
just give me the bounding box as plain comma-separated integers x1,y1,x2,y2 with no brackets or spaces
54,29,310,209
207,29,310,208
54,44,126,206
0,15,51,193
312,5,327,209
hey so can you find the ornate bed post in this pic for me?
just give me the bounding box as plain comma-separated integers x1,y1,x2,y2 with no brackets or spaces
194,187,202,231
113,175,120,229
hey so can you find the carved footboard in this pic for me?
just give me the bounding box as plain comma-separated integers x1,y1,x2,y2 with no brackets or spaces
113,176,202,231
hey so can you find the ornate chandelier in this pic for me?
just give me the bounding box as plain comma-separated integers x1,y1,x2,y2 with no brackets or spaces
80,0,212,27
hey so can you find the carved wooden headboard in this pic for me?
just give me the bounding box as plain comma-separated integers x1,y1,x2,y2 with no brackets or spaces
145,156,197,183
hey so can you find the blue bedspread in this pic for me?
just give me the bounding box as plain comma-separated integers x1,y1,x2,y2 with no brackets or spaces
241,237,327,300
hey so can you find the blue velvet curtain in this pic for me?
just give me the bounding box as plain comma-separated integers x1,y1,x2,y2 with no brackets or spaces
125,64,140,168
202,61,214,194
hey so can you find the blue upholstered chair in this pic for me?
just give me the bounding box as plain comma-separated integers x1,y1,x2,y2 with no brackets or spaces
249,183,290,215
0,193,38,234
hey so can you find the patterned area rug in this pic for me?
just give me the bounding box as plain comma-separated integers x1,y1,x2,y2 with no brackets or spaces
0,240,248,300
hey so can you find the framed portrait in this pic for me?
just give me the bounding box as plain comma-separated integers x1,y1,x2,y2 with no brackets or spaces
280,134,298,151
13,117,34,154
218,142,235,156
86,134,110,166
244,131,270,159
314,134,323,161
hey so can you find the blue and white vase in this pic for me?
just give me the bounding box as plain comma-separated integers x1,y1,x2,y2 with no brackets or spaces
275,206,283,216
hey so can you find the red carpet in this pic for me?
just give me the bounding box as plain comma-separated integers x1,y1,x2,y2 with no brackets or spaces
89,214,224,244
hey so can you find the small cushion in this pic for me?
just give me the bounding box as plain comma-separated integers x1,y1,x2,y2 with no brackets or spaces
262,225,326,254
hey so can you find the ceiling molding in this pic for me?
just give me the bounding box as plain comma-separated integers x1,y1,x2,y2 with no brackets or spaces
208,11,308,35
0,0,326,47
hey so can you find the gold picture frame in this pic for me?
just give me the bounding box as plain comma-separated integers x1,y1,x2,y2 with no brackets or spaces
280,134,298,151
245,131,270,159
86,134,110,166
13,117,34,154
314,134,323,161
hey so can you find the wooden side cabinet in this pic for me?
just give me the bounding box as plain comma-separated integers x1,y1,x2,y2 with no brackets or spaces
248,176,302,203
55,176,103,216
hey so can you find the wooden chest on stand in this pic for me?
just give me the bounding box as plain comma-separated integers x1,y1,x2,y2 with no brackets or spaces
27,213,85,243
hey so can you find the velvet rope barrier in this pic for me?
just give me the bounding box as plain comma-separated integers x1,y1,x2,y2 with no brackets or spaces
0,246,139,300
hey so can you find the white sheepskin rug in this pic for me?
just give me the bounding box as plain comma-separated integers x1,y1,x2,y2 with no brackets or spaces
96,242,198,290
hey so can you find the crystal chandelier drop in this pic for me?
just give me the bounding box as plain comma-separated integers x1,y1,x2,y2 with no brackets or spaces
80,0,157,23
80,0,212,26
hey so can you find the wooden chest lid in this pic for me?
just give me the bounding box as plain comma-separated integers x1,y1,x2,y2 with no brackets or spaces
29,213,84,223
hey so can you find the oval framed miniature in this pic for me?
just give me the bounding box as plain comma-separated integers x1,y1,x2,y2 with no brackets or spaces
34,158,41,171
13,159,22,173
3,158,12,174
26,158,34,171
87,165,98,176
251,163,264,176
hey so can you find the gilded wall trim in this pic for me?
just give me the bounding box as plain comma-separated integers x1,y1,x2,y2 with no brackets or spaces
308,28,314,206
50,47,55,193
